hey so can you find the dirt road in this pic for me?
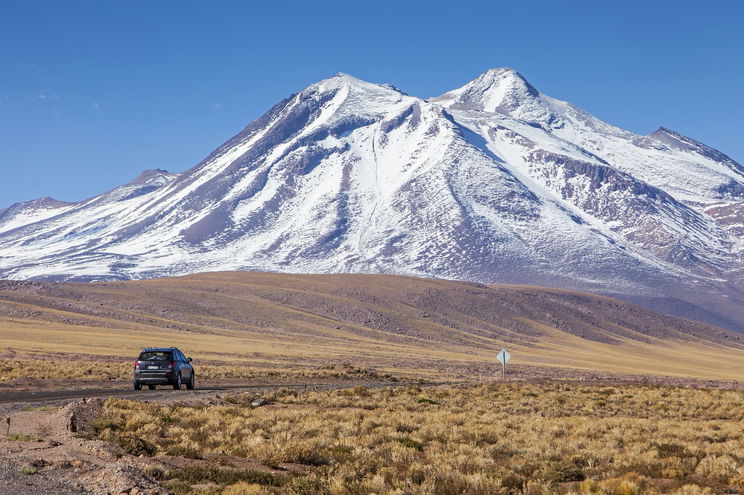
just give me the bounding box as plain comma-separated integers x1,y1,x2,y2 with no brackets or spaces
0,382,324,405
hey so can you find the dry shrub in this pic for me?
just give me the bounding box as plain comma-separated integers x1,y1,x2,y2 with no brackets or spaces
165,466,282,486
543,461,584,482
672,485,714,495
694,454,738,481
223,482,278,495
0,358,396,383
96,383,744,493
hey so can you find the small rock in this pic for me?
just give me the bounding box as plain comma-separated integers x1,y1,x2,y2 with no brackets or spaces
250,398,268,407
30,458,49,467
67,411,78,432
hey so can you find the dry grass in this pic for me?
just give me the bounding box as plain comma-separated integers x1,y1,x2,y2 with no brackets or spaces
95,382,744,494
2,272,744,381
0,358,398,383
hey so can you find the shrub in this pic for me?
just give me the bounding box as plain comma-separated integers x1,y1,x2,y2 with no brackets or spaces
544,462,584,482
166,466,282,486
673,485,714,495
164,445,203,459
115,433,156,456
92,416,122,434
223,482,277,494
285,476,324,494
394,436,424,451
7,433,39,442
655,442,691,458
694,454,738,482
94,383,744,493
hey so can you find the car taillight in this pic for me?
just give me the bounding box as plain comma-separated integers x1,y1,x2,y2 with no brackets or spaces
134,361,139,369
169,360,175,369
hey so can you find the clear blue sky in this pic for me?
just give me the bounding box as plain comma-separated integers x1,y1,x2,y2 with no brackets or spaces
1,0,742,208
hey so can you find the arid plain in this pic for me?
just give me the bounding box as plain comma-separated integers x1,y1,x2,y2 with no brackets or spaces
4,272,744,494
1,271,744,382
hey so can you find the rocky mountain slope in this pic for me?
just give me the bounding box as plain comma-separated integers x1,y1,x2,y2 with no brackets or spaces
0,69,742,329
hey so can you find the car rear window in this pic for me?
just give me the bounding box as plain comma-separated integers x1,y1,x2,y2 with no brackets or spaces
138,351,172,361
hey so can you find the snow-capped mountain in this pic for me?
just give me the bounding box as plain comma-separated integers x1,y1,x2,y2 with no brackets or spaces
1,69,742,330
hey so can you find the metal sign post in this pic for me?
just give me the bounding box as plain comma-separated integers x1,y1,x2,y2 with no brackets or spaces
496,349,511,380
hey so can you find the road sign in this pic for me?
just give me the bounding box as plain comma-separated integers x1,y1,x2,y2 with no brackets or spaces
497,349,511,364
497,349,511,379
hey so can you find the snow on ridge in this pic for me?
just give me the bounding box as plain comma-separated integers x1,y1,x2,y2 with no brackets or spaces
0,69,742,330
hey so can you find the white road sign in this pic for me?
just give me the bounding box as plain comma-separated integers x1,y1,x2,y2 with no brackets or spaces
497,349,511,364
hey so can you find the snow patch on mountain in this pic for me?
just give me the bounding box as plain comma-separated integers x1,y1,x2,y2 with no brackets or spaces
0,69,742,330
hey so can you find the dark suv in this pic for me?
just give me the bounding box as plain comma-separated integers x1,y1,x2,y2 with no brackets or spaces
133,347,195,390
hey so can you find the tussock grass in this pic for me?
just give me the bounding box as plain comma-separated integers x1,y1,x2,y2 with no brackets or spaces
0,358,395,382
95,382,744,494
7,433,39,442
165,466,284,486
19,405,56,411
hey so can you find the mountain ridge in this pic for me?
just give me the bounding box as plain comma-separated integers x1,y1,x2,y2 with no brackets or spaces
1,68,742,331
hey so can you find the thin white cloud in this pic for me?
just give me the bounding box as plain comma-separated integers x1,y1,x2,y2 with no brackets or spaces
93,102,101,110
214,103,223,110
36,93,60,101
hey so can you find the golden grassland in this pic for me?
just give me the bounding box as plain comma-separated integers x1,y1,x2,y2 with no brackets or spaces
0,272,744,380
2,272,744,381
95,382,744,494
0,358,398,383
4,319,744,381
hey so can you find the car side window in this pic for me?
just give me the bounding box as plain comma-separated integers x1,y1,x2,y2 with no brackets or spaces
176,350,184,362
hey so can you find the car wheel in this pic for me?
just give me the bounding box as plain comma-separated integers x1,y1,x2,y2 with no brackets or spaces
173,373,182,390
148,385,156,390
133,381,142,390
186,372,195,390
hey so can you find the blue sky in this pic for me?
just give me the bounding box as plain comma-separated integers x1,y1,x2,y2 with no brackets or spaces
1,0,742,207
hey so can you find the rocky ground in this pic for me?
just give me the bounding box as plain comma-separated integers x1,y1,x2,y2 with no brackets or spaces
0,398,162,494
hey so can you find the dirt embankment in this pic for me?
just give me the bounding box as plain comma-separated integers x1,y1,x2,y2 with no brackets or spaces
0,398,163,495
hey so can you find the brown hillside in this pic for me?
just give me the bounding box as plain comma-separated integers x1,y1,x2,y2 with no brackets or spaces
0,272,743,379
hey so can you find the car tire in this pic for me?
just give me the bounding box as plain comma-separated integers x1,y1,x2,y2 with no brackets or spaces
186,372,195,390
133,381,142,390
148,385,156,390
173,373,182,390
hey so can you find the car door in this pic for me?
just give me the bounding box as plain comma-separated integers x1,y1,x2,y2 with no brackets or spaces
177,350,191,379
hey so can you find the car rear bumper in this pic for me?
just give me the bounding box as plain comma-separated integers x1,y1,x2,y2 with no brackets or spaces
134,370,175,384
